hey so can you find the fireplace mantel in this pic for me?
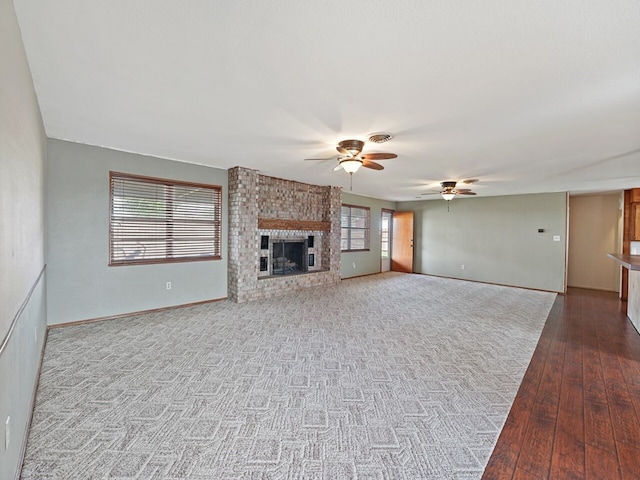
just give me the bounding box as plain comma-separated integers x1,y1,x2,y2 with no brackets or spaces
258,218,331,231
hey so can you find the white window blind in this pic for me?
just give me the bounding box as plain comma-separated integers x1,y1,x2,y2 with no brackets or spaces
109,172,222,265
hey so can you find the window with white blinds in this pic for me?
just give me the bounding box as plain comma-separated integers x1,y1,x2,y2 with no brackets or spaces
109,172,222,265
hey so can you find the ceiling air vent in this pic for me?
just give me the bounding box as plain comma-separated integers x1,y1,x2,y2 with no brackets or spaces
367,132,394,144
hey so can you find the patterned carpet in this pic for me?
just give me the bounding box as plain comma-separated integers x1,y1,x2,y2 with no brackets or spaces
22,273,556,479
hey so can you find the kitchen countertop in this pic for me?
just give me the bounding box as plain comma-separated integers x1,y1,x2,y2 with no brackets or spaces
608,253,640,271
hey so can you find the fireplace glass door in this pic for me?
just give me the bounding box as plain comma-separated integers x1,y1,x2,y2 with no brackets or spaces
272,240,308,275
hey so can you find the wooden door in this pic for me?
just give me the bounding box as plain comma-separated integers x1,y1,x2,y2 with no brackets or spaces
391,211,414,272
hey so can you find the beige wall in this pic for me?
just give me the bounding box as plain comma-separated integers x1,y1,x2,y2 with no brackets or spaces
568,194,622,292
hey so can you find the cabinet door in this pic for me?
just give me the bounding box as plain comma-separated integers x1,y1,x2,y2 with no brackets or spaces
634,203,640,241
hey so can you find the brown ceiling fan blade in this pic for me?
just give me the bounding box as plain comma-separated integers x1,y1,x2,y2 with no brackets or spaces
362,160,384,170
461,179,479,184
360,152,397,160
454,188,472,193
457,191,477,195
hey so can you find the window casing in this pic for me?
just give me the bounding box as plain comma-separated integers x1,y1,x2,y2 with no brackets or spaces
109,172,222,266
341,204,370,251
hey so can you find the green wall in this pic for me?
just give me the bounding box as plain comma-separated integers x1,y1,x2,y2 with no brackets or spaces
46,140,229,325
0,0,48,477
339,191,568,292
340,192,396,278
397,192,567,292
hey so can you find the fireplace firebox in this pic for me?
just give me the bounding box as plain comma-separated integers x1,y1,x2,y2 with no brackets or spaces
272,240,308,275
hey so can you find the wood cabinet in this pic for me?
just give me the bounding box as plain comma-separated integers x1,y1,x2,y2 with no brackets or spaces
622,188,640,300
633,203,640,241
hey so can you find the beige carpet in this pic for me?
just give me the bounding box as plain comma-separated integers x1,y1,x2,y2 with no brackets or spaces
22,272,556,479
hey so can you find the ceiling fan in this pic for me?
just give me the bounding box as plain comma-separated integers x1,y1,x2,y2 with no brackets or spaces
306,138,398,189
422,180,478,209
330,139,397,173
438,180,477,200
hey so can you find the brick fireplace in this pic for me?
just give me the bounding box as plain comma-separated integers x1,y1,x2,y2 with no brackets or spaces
228,167,341,302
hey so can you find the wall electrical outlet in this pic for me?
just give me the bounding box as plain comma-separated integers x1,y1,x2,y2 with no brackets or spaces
352,262,356,269
553,235,561,242
461,264,465,270
5,416,10,450
166,282,172,290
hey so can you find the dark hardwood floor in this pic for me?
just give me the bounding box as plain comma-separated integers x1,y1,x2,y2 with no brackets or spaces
483,288,640,479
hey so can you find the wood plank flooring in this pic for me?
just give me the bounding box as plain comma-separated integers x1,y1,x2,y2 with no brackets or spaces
483,287,640,479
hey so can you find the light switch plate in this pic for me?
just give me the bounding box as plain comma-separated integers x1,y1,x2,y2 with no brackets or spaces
553,235,561,242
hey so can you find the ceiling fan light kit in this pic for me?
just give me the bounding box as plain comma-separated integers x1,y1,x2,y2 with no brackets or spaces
341,159,363,174
440,181,457,201
441,192,456,201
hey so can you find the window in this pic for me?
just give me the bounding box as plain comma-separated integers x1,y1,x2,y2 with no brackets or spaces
109,172,222,265
341,204,370,251
381,211,391,259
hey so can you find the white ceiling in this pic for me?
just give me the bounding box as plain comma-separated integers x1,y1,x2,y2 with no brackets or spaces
13,0,640,201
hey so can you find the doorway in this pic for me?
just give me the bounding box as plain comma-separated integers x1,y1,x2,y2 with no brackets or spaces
381,209,393,272
391,211,414,273
567,194,621,292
